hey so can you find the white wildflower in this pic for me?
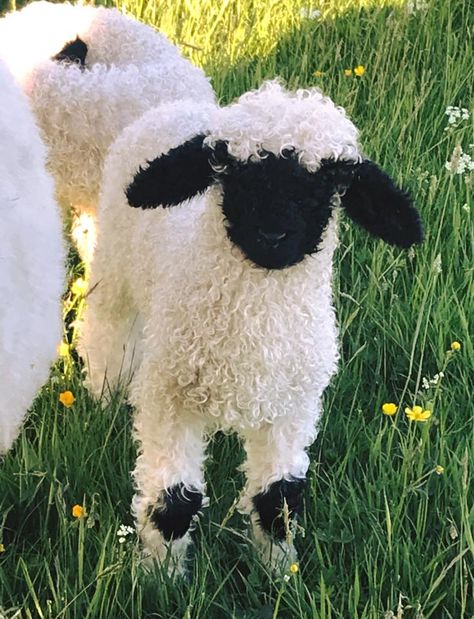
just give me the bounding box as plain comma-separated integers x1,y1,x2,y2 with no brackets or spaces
422,371,445,390
462,203,470,213
445,145,474,175
117,524,134,544
444,105,470,130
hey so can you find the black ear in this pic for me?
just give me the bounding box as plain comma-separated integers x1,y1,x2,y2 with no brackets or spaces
53,37,88,67
341,160,423,248
126,135,215,209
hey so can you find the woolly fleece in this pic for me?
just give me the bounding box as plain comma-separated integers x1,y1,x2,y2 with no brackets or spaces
0,59,64,454
0,1,215,218
78,84,362,569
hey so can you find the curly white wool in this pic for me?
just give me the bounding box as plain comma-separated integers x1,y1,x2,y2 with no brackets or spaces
78,85,361,570
0,60,64,454
207,80,360,170
0,1,214,258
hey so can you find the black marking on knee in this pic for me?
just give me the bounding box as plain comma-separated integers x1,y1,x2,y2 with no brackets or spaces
150,483,202,541
252,477,305,540
53,37,88,68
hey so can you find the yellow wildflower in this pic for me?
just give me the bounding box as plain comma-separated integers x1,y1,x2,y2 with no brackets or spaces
435,465,445,475
71,277,87,296
59,390,75,407
0,543,5,553
72,504,85,518
289,563,299,574
405,405,432,422
314,70,324,77
57,341,70,357
344,69,353,77
354,65,365,77
450,341,461,351
382,402,398,416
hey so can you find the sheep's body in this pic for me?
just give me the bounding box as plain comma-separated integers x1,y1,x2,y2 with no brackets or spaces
0,60,64,454
78,89,361,569
0,1,214,260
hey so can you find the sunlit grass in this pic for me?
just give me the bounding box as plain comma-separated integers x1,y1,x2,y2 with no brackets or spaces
0,0,473,617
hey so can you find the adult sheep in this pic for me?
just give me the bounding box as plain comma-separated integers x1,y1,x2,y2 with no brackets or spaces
0,0,214,261
78,82,423,573
0,59,64,455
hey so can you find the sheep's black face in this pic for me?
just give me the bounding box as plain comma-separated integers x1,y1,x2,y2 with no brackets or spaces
216,153,351,270
126,134,422,254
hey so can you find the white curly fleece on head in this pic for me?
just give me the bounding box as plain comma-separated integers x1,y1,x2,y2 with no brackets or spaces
207,80,361,169
0,59,64,454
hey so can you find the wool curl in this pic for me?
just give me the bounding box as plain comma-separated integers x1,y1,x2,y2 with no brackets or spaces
0,1,214,239
0,59,64,454
205,80,361,170
77,86,361,570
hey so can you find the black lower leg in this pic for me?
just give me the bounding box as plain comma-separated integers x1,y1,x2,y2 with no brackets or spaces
252,477,305,540
149,483,203,541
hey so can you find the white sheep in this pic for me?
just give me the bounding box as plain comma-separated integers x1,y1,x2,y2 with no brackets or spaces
0,0,214,261
78,81,423,573
0,59,64,455
79,82,422,570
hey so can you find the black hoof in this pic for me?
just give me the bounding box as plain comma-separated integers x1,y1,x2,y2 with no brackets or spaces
149,483,202,541
53,37,88,68
252,477,305,540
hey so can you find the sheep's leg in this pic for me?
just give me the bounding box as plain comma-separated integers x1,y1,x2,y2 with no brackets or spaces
239,417,314,569
78,276,142,399
132,409,207,576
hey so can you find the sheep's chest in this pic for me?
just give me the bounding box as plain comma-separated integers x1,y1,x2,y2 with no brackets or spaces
153,259,339,430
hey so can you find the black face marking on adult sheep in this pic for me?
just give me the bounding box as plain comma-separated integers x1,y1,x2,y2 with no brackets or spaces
53,37,88,68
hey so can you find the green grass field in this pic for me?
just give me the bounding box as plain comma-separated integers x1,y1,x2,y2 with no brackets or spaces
0,0,473,617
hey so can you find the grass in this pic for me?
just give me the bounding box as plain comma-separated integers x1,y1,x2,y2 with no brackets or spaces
0,0,473,617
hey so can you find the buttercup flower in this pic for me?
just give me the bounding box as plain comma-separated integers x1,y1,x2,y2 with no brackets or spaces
450,341,461,351
382,402,398,416
72,504,85,518
59,390,75,407
435,465,445,475
71,277,87,296
289,563,299,574
344,69,353,77
354,65,365,76
313,70,324,77
405,405,432,422
0,543,5,553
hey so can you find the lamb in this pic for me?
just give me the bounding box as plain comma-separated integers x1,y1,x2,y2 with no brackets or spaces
78,81,423,572
0,0,214,261
0,59,64,455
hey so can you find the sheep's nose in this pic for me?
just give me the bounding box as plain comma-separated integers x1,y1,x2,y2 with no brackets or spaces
258,229,287,242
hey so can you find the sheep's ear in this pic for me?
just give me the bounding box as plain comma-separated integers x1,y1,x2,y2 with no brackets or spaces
126,135,215,209
53,37,88,67
340,160,423,248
